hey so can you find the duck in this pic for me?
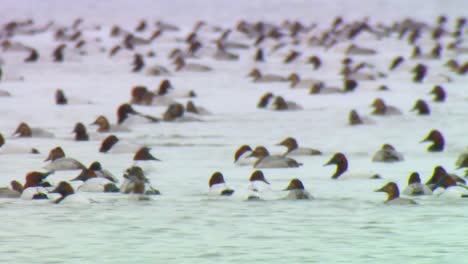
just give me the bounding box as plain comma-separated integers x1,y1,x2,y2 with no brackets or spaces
370,98,402,115
429,85,446,102
174,56,212,72
283,178,312,200
248,68,288,83
420,129,444,152
371,144,404,162
72,122,89,141
72,169,119,193
246,170,271,200
431,174,468,199
271,96,302,111
402,172,432,196
20,171,54,200
162,103,201,122
186,101,211,115
12,122,54,138
410,99,430,115
91,115,130,133
277,137,321,157
117,103,159,126
375,182,417,205
0,180,23,198
311,79,358,95
88,161,119,183
425,166,465,190
55,89,92,105
50,181,95,204
127,177,152,201
324,152,379,180
234,145,256,166
120,166,160,195
346,44,377,55
248,146,302,169
389,56,404,71
132,147,161,173
44,146,86,171
130,86,157,106
99,135,141,154
287,73,321,88
208,171,234,196
348,109,374,126
0,133,39,154
155,79,196,99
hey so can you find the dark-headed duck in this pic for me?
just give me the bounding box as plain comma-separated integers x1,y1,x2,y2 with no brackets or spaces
44,146,85,171
248,146,302,168
283,179,312,200
402,172,432,196
208,172,234,196
371,144,404,163
277,137,321,157
421,129,444,152
375,182,417,205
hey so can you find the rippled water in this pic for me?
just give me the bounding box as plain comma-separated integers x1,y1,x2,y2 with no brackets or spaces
1,0,468,263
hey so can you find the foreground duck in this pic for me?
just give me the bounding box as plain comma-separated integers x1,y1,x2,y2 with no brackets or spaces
402,172,432,196
208,172,234,196
283,179,312,200
375,182,417,205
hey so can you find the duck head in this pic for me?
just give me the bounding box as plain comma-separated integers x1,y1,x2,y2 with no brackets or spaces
324,153,348,179
375,182,400,201
249,170,270,184
421,129,444,152
234,145,252,162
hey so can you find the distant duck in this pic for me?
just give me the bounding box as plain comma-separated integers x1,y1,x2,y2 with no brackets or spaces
283,178,312,200
174,56,212,72
55,89,91,105
421,129,444,152
162,103,201,122
88,161,119,183
346,44,376,55
283,50,301,63
370,98,402,115
52,44,66,62
208,172,234,196
389,56,404,71
410,99,430,115
50,181,95,204
375,182,417,205
271,96,302,111
248,146,302,169
248,68,288,83
72,122,89,141
371,144,404,163
24,48,39,62
155,79,196,99
246,170,271,200
91,115,130,133
0,180,23,198
429,85,446,102
234,145,256,166
348,109,374,126
425,166,465,191
99,135,140,154
324,152,379,180
431,174,468,199
0,133,39,154
277,137,321,157
132,147,161,173
186,101,211,115
287,73,321,88
309,80,357,94
117,103,159,125
402,172,432,196
44,146,85,171
120,166,160,195
12,122,54,138
72,169,119,193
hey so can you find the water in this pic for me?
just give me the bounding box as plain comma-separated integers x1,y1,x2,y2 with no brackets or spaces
1,0,468,263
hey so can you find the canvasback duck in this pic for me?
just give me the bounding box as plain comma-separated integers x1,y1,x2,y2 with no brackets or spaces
213,42,239,61
346,44,376,55
307,55,322,70
208,171,234,196
117,103,159,125
248,68,288,83
348,110,374,126
254,48,264,62
370,98,402,115
55,89,68,105
99,135,140,153
283,50,301,63
130,86,156,105
72,122,89,141
234,145,256,166
371,144,404,163
12,122,54,138
283,178,312,200
88,161,118,183
309,80,357,94
20,171,53,200
146,64,171,76
44,147,85,171
186,101,211,115
133,147,161,173
277,137,321,157
91,115,130,133
389,56,404,71
411,99,430,115
271,96,302,111
50,181,94,204
287,73,321,88
375,182,417,205
0,180,23,198
128,177,152,201
431,174,468,198
174,56,212,72
421,129,444,152
132,53,145,72
246,170,270,200
429,85,446,102
0,133,39,154
402,172,432,196
156,79,196,99
52,44,66,62
24,48,39,62
411,63,427,83
257,92,274,108
425,166,465,190
162,103,201,122
324,152,380,180
120,166,160,195
73,169,119,193
248,146,302,168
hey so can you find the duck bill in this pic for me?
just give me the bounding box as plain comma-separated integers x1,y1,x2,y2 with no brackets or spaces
262,179,270,185
374,187,385,192
323,159,334,167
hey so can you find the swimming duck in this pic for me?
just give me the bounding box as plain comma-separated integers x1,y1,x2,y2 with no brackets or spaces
50,181,94,204
208,172,234,196
429,85,446,102
174,56,212,72
44,147,85,171
410,99,430,115
91,115,130,133
371,144,404,162
431,174,468,198
389,56,404,71
120,166,160,195
248,146,302,169
348,110,374,126
370,98,402,115
346,44,376,55
246,170,270,200
88,161,119,183
0,180,23,198
117,103,159,125
186,101,211,115
421,129,444,152
72,169,119,193
271,96,302,111
324,152,379,180
162,103,201,122
234,145,256,166
132,147,161,173
72,122,89,141
248,68,288,83
0,133,39,154
12,122,54,138
402,172,432,196
425,166,465,190
283,178,312,200
309,80,357,94
20,171,53,200
277,137,321,157
99,135,141,154
375,182,417,205
287,73,321,89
